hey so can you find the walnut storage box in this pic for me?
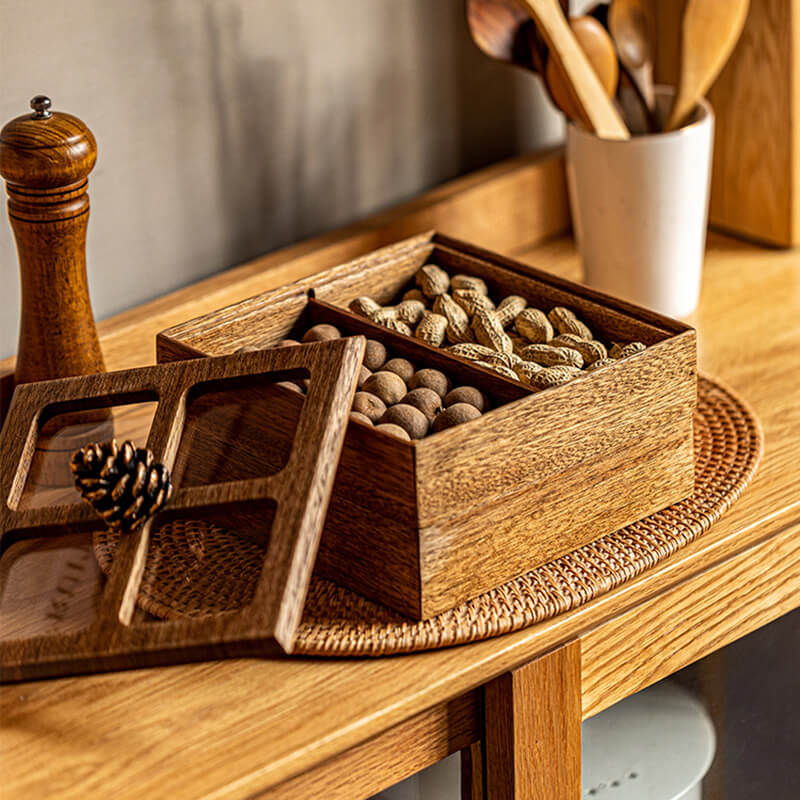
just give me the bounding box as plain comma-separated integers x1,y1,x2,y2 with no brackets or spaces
158,232,697,620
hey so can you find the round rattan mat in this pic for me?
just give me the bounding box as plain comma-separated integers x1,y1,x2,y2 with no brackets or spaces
94,375,763,656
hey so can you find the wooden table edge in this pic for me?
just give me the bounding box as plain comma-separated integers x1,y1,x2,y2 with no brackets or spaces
1,146,798,800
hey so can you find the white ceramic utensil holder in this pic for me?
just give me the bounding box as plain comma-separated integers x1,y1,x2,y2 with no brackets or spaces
566,88,714,318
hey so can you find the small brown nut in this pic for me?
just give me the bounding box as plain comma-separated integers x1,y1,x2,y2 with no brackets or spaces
472,310,513,354
402,288,427,304
375,423,411,441
433,294,473,344
550,333,584,349
380,404,429,439
382,357,416,383
548,307,592,340
349,411,373,426
357,365,372,388
610,341,647,359
415,264,450,298
495,296,527,328
571,338,608,365
408,368,451,399
489,363,519,380
515,308,554,343
585,357,616,372
509,333,528,355
513,361,542,384
415,311,448,347
276,338,302,348
444,386,487,412
235,344,260,353
520,343,584,368
275,380,304,394
302,324,341,342
371,310,413,336
452,289,496,317
446,342,497,363
349,296,381,317
352,391,387,423
363,339,387,371
476,349,516,370
402,388,443,423
432,402,481,433
362,371,407,405
451,274,488,295
396,299,426,325
528,365,580,392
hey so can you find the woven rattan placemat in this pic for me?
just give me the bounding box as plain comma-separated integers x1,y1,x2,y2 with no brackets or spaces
94,375,762,656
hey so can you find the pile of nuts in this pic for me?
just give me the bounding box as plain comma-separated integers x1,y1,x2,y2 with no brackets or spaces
273,323,490,441
347,264,647,392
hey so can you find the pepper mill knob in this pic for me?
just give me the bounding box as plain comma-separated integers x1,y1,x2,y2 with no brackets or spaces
30,95,52,119
0,96,104,386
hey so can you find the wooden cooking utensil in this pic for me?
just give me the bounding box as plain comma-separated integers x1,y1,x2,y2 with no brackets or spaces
518,0,630,139
465,0,567,105
608,0,657,122
665,0,749,131
545,15,619,128
467,0,543,72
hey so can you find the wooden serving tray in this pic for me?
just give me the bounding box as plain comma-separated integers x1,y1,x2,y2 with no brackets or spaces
159,232,698,619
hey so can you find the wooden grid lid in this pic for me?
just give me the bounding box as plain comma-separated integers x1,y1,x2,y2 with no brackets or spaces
0,337,365,682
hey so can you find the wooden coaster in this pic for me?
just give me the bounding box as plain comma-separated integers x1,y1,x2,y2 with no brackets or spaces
94,376,763,656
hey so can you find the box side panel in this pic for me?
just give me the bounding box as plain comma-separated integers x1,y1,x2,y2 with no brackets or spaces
414,333,696,527
315,423,420,618
418,410,695,617
158,234,434,357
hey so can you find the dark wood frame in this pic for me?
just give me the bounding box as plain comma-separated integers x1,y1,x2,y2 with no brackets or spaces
0,339,364,682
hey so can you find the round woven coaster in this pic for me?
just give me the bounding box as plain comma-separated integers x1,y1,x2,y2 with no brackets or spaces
94,375,763,656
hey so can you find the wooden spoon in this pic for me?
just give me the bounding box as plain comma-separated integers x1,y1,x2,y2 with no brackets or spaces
545,16,619,128
518,0,630,139
465,0,566,85
608,0,657,123
665,0,749,131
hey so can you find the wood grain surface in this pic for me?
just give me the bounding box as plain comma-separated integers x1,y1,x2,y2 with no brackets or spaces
254,693,480,800
655,0,800,245
0,153,798,800
485,642,581,799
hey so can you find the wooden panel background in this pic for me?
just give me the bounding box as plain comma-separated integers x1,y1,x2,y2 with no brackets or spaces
0,0,565,359
654,0,800,246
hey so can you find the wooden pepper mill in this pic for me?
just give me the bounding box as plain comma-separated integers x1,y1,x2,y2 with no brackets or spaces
0,96,105,387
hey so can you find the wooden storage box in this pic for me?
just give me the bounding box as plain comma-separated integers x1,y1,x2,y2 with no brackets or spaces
158,233,697,619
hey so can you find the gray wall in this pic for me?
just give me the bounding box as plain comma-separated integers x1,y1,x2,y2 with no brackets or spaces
0,0,564,358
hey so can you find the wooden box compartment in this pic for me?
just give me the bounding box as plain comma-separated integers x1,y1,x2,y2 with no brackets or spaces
158,233,697,619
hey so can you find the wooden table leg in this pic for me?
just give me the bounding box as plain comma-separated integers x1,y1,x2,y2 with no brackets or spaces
461,741,484,800
482,640,581,799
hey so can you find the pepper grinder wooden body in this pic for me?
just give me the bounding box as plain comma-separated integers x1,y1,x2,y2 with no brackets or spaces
0,96,105,388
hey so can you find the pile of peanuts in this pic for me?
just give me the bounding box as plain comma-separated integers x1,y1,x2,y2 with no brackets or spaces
274,323,491,441
348,264,646,392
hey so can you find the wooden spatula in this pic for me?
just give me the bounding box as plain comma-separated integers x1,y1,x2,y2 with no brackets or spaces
545,16,620,129
517,0,630,139
665,0,749,131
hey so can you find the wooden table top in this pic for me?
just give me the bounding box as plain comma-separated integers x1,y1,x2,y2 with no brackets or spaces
1,152,799,799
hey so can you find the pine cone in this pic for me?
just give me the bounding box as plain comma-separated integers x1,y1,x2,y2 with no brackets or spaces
70,439,173,532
